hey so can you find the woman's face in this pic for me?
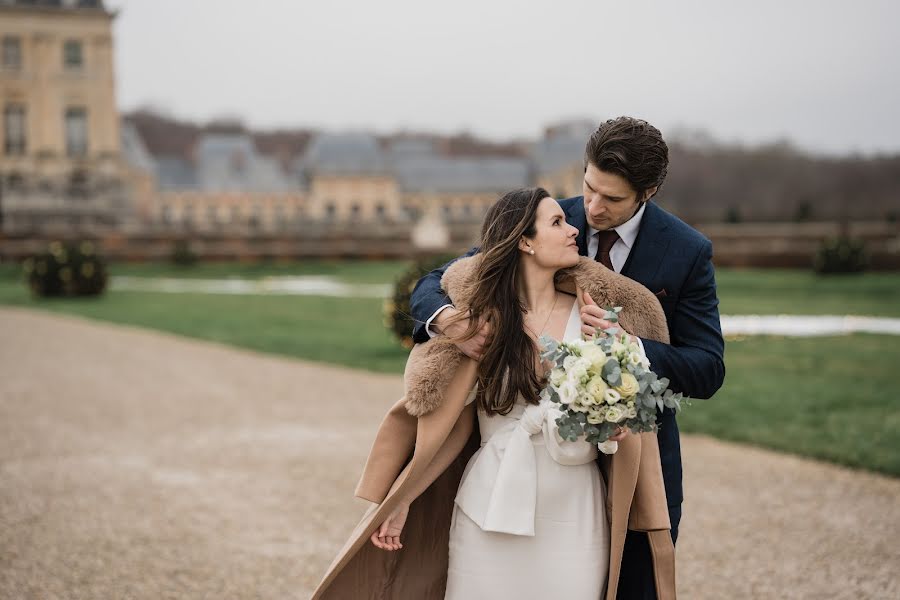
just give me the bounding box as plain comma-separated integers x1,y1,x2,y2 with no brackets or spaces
522,196,580,269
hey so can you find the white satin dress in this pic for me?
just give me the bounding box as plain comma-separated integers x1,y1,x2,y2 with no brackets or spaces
445,302,609,600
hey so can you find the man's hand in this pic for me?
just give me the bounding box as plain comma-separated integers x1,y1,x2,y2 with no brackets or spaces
580,290,637,343
433,306,490,361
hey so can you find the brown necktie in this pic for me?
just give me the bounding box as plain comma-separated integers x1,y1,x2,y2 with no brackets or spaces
594,230,620,270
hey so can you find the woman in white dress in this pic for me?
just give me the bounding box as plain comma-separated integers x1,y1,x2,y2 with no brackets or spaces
371,187,630,599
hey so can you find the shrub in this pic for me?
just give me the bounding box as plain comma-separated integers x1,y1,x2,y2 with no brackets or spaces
384,254,458,349
725,206,742,223
171,239,198,266
24,240,108,297
814,237,868,274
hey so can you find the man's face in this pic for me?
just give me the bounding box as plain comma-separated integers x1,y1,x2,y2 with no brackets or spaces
582,163,646,231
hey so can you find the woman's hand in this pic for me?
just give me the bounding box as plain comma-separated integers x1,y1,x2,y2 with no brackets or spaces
608,426,628,442
370,502,410,551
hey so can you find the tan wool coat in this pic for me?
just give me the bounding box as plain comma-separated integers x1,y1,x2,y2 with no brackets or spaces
311,256,676,600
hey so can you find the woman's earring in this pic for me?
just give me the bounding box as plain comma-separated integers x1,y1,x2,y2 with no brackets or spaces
529,249,535,255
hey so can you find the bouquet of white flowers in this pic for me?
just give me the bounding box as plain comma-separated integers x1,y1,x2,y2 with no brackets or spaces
539,307,685,454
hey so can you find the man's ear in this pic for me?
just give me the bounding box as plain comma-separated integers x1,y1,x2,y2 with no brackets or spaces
643,186,659,202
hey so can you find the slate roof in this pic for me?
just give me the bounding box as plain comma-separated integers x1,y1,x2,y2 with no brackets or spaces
193,133,296,192
302,132,388,175
391,154,531,194
531,120,595,176
120,121,156,173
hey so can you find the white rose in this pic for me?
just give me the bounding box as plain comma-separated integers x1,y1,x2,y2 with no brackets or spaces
614,373,640,400
580,345,608,371
586,376,609,405
558,380,578,405
605,405,626,423
603,388,622,405
549,368,566,387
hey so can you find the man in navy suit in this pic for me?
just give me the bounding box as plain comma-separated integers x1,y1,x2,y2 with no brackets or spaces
409,117,725,599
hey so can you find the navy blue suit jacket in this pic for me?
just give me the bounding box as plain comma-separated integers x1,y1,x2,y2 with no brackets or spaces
408,198,726,530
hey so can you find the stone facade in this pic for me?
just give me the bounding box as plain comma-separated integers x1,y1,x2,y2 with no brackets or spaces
0,1,134,234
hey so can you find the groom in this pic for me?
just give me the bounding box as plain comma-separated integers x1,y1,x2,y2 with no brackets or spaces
409,116,725,598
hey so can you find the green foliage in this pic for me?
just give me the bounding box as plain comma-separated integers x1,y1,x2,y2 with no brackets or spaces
814,237,868,274
23,240,107,298
383,253,458,349
793,201,813,222
171,239,198,266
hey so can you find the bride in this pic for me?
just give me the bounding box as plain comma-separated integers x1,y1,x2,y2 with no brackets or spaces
311,188,675,600
373,187,624,598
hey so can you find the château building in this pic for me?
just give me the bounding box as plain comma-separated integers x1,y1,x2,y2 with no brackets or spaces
0,0,136,234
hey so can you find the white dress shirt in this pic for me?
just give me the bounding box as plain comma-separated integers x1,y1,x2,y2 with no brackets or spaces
586,201,646,273
426,202,648,338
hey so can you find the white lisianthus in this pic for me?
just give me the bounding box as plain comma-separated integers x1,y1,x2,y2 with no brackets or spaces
605,405,626,423
603,388,622,405
549,368,566,387
578,391,593,407
586,376,609,405
558,380,578,405
570,399,590,413
611,340,628,358
587,409,605,424
614,372,640,400
626,405,638,419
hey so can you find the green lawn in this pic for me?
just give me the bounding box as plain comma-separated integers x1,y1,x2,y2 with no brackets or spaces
2,260,899,476
0,260,410,284
715,268,900,317
679,334,900,476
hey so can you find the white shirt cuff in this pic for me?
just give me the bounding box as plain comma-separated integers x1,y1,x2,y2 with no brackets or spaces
635,336,650,367
425,304,454,338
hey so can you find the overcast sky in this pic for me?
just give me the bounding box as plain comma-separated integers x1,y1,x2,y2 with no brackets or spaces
106,0,899,155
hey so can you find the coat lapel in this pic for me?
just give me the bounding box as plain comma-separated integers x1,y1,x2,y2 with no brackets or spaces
621,202,672,286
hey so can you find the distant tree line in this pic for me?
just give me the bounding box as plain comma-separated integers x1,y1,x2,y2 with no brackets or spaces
659,140,900,223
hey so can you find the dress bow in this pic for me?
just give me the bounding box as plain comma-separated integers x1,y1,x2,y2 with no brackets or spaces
454,399,598,536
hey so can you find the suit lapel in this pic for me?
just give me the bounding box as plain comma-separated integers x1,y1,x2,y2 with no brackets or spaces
621,202,672,285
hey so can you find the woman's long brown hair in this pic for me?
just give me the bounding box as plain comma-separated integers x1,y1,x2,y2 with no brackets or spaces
441,187,551,415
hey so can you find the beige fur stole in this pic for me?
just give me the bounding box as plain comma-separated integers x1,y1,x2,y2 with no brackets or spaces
403,255,669,416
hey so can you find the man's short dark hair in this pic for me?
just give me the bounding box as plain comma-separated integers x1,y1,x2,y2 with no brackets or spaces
584,117,669,201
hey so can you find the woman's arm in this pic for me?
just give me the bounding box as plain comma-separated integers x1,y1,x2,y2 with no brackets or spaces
371,402,476,550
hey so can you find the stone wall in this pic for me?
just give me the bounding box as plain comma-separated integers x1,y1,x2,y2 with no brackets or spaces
2,221,898,269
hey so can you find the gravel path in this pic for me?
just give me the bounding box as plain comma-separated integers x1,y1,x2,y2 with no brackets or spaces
1,307,898,599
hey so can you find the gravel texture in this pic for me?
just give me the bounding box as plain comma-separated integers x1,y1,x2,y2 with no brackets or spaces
1,307,898,599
